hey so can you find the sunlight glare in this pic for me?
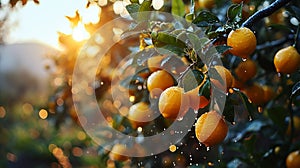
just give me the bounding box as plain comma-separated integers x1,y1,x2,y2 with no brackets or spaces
80,4,101,24
98,0,108,6
113,1,124,14
152,0,164,10
72,23,90,42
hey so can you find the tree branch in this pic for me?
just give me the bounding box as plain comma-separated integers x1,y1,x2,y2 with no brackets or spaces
242,0,292,28
256,34,294,50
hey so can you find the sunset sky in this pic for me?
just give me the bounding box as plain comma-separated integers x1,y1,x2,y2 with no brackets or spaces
6,0,100,50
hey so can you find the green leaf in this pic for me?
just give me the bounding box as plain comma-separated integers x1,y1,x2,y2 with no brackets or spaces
139,0,152,12
223,97,235,123
266,107,287,132
152,31,186,49
234,90,258,119
215,45,231,54
227,4,243,23
126,3,140,15
182,69,205,92
137,0,152,21
192,11,220,27
172,0,185,17
199,80,211,100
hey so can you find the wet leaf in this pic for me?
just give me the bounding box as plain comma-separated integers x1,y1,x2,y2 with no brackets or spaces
192,11,220,27
227,4,243,24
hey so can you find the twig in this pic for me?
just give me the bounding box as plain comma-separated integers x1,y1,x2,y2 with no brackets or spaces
256,34,294,50
242,0,292,28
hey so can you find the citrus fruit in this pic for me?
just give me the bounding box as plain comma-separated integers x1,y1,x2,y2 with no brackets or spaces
242,83,265,105
286,116,300,135
286,150,300,168
109,144,129,161
227,27,257,58
195,110,228,147
147,70,175,98
128,102,154,129
211,65,233,91
186,85,210,110
262,85,275,103
274,46,300,74
147,55,164,72
158,86,190,119
234,59,257,82
198,0,215,9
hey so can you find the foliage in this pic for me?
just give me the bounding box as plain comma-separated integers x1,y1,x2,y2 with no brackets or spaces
1,0,300,167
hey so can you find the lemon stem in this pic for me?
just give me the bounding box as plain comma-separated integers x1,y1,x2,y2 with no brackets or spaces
288,96,295,144
242,0,292,28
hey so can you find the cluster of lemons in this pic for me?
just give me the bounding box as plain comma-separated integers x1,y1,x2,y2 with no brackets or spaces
108,0,300,164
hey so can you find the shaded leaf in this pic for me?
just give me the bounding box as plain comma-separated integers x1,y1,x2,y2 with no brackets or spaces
223,97,235,123
172,0,185,17
215,45,231,54
227,3,243,23
182,69,205,92
192,11,220,27
126,3,140,15
199,79,211,100
152,31,186,49
234,90,257,119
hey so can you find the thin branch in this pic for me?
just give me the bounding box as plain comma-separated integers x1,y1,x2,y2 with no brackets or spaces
256,34,294,50
242,0,292,28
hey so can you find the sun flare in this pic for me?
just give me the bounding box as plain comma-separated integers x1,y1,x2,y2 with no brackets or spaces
72,23,90,42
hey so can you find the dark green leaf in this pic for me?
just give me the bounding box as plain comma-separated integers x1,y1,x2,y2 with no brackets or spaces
152,31,186,48
266,107,287,132
182,69,205,92
199,80,211,100
227,4,243,23
126,3,140,15
223,97,235,123
172,0,185,17
215,45,231,54
234,90,258,119
192,11,220,27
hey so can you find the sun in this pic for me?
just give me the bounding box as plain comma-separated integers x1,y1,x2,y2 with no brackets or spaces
72,23,90,42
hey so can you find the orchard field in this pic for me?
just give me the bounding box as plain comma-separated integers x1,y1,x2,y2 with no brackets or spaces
0,0,300,167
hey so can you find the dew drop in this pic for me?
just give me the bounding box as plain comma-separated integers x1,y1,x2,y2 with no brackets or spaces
206,147,210,151
242,58,247,62
277,72,281,78
286,74,291,78
177,116,184,121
